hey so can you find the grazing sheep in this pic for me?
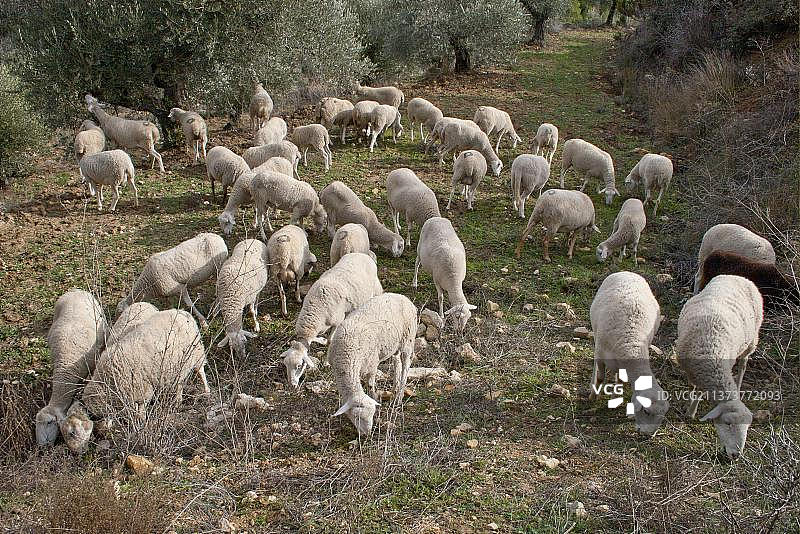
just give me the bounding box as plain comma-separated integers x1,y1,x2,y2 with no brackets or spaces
330,223,377,266
168,107,208,165
367,104,404,152
559,138,618,205
253,156,294,178
85,94,163,173
424,117,480,155
530,123,559,166
117,233,229,329
107,302,159,347
74,120,105,161
79,149,138,212
624,153,673,217
676,275,764,459
413,217,477,332
473,105,522,152
266,225,317,316
292,124,333,171
280,252,383,387
331,109,356,144
437,121,503,176
254,117,288,146
35,290,107,447
693,224,775,294
249,82,274,131
448,150,487,211
206,146,250,203
589,272,669,436
596,198,647,265
406,97,443,142
510,154,550,218
355,82,405,108
386,168,441,246
218,172,264,233
515,189,599,262
317,97,354,129
352,100,380,141
329,293,416,436
319,181,404,257
243,140,301,178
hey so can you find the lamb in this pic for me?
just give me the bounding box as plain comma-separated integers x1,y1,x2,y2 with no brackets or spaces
366,104,403,152
35,290,107,447
280,252,383,387
675,274,764,459
319,181,404,257
116,233,229,329
424,117,480,155
78,149,138,211
693,223,775,294
329,293,416,436
266,225,317,316
74,120,105,161
351,100,380,141
254,117,288,146
530,123,559,166
624,153,673,217
596,198,647,265
317,97,354,129
589,272,669,436
332,109,356,144
206,146,251,203
510,154,550,217
473,105,522,152
330,223,377,266
515,189,599,262
214,239,269,355
386,168,441,246
413,217,477,332
243,140,301,178
406,97,443,142
249,82,274,131
85,94,163,173
291,124,333,171
559,138,618,205
355,82,405,108
168,107,208,165
437,121,503,176
447,150,487,211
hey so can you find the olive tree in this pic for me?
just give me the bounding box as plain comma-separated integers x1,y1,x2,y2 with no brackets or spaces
519,0,571,44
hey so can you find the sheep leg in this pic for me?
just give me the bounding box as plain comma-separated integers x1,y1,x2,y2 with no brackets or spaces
406,219,412,247
366,372,377,399
567,232,580,259
222,185,229,206
202,139,207,161
264,208,274,232
295,276,302,303
340,125,347,144
369,132,378,153
467,186,475,211
303,147,309,167
193,140,199,165
579,175,588,192
196,364,210,394
686,386,700,418
495,132,504,154
632,240,639,265
619,245,627,260
391,210,400,234
542,232,552,262
96,186,104,211
110,184,121,212
736,351,749,391
129,177,139,207
211,177,216,201
436,285,445,319
412,256,421,288
514,216,538,258
317,147,328,171
548,149,555,167
278,282,288,316
653,188,664,218
588,359,606,401
446,186,456,210
249,301,260,333
150,146,164,173
181,286,208,330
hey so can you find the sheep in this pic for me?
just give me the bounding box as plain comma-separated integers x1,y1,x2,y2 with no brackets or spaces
280,252,383,387
253,156,294,178
559,138,618,205
624,153,673,217
206,146,251,203
254,117,288,146
249,82,274,131
214,239,269,355
319,181,404,257
352,100,380,141
116,232,229,330
473,105,522,152
530,123,559,166
266,225,317,316
596,198,647,265
243,140,301,178
697,251,799,309
217,171,264,233
437,121,503,176
243,171,327,239
355,82,404,108
78,149,138,212
168,107,208,165
589,271,669,436
510,154,550,218
74,120,105,161
367,104,403,152
447,150,487,211
424,117,480,155
329,292,416,436
406,97,443,142
107,302,159,347
35,290,107,447
693,223,775,294
317,97,354,129
675,274,764,459
331,109,356,144
85,94,163,173
386,168,441,246
291,124,333,171
413,217,477,332
515,189,599,262
330,223,377,266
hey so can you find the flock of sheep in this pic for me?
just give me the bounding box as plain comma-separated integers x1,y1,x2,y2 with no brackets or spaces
36,79,798,460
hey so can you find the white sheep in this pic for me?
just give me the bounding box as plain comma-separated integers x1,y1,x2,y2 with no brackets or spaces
331,109,356,144
117,233,229,329
437,121,503,176
206,146,251,203
168,107,208,165
329,292,416,436
266,224,317,316
693,224,775,294
676,274,764,459
317,97,354,129
74,120,105,161
510,154,550,218
281,252,383,387
386,168,440,246
330,223,377,266
355,82,405,108
473,105,522,152
243,140,301,178
242,170,327,239
107,302,159,347
35,290,107,447
589,271,669,436
319,181,404,257
413,217,477,332
515,188,599,262
559,138,618,205
254,117,288,146
424,117,480,155
530,123,559,165
253,156,294,178
291,124,333,171
249,82,274,131
448,150,487,211
79,149,138,212
218,171,263,232
85,94,164,173
596,198,647,265
406,97,443,142
624,153,673,217
367,104,403,152
352,100,380,141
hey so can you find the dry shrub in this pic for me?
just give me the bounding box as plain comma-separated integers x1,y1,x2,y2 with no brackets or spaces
0,379,45,464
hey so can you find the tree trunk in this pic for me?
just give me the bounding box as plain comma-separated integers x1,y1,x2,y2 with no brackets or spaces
605,0,617,26
530,15,547,45
450,37,471,73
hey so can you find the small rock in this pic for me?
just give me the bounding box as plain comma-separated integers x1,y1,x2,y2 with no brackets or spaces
573,327,593,339
567,501,588,519
407,366,447,380
416,323,427,338
659,215,669,222
534,454,560,469
424,324,440,341
549,384,571,398
234,393,267,411
486,300,500,313
649,345,663,355
555,341,575,353
493,310,504,319
656,273,673,284
125,454,154,476
545,313,554,320
450,422,474,436
420,309,444,329
637,257,646,264
488,522,499,531
243,490,258,503
457,343,480,363
555,302,577,320
414,337,428,354
449,370,463,382
466,439,479,449
522,303,535,312
598,504,611,512
564,435,581,448
753,409,770,423
403,387,417,398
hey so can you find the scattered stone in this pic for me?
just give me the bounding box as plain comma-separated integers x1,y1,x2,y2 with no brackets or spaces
564,435,582,448
243,490,258,503
403,387,417,398
234,393,267,411
522,303,535,312
534,454,560,469
449,370,463,382
563,276,579,283
484,390,502,401
549,384,571,398
656,273,673,284
420,309,444,329
416,323,427,338
636,257,646,264
125,454,154,476
488,522,499,531
457,343,480,363
407,367,447,380
555,302,577,320
466,439,479,449
414,337,428,354
659,215,669,222
753,409,770,423
305,380,331,395
649,345,663,355
424,324,440,342
533,269,540,275
567,501,588,519
450,422,474,436
486,300,500,313
545,313,555,321
573,327,593,339
556,341,576,353
493,310,504,319
598,504,611,513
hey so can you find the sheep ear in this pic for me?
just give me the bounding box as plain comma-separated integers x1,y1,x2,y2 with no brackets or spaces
333,399,353,417
217,336,230,348
310,336,327,346
700,404,725,422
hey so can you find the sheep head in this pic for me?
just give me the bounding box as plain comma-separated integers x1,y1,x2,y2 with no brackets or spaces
445,303,477,332
35,405,65,447
281,341,319,388
59,403,94,453
489,158,503,177
387,234,405,258
311,205,328,234
218,211,236,236
632,385,670,436
596,243,611,262
701,399,752,459
598,186,619,205
167,108,183,121
333,392,380,436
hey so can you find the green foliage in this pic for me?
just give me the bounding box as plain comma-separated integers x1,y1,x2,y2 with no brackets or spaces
0,65,46,186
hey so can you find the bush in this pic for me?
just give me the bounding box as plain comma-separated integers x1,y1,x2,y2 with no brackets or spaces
0,65,46,187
